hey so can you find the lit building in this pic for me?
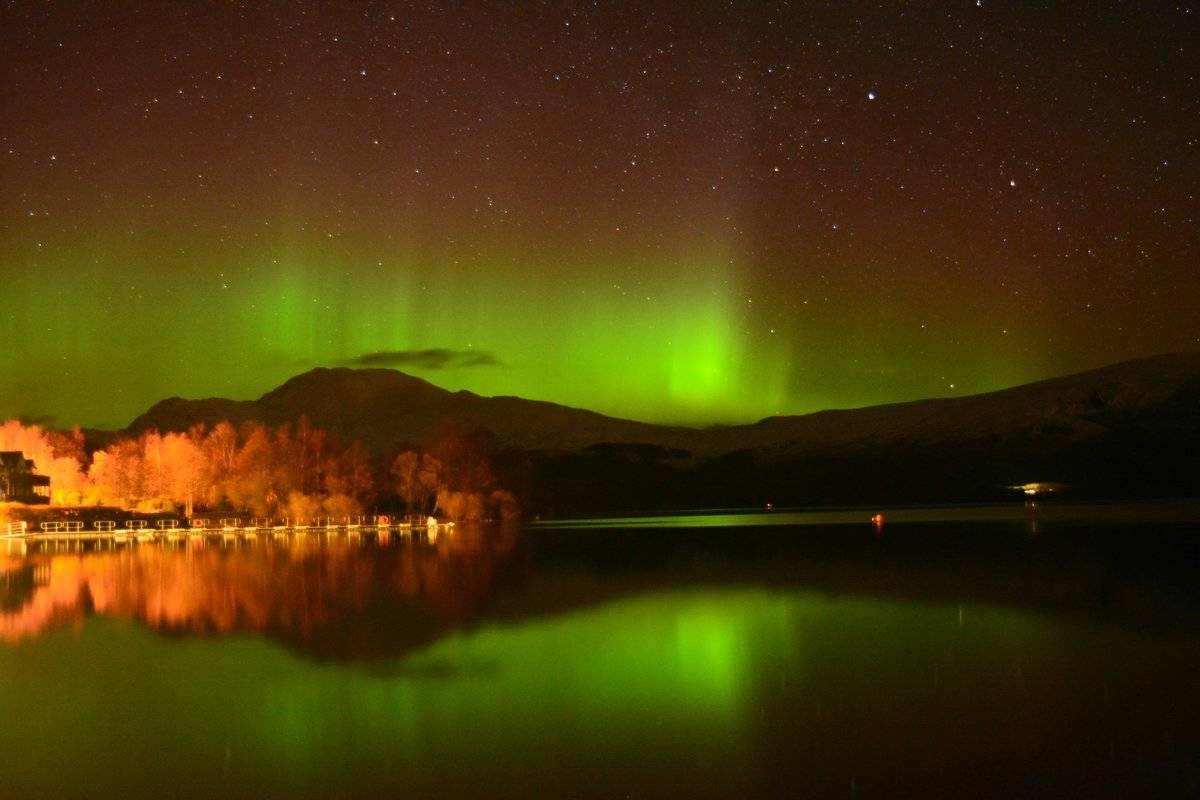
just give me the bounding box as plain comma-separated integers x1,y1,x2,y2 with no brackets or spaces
1010,481,1068,497
0,452,50,505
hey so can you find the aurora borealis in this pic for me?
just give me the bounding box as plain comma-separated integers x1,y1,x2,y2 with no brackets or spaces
2,2,1197,429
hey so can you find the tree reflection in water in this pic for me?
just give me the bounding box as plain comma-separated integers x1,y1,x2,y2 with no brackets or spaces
0,524,518,659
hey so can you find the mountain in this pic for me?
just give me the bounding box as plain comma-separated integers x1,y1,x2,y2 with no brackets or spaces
127,367,698,452
698,351,1200,507
125,353,1200,509
700,350,1200,456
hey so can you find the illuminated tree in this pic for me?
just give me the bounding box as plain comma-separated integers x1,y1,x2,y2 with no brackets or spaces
324,440,375,508
161,431,205,518
226,422,276,516
322,492,362,518
203,421,239,504
284,491,321,523
89,437,146,508
391,450,442,515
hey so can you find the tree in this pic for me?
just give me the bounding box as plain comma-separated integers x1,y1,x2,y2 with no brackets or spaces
322,492,362,518
325,440,376,508
427,425,497,495
160,431,206,517
391,450,442,515
226,422,276,516
284,491,321,524
89,437,146,508
292,416,326,495
208,421,239,497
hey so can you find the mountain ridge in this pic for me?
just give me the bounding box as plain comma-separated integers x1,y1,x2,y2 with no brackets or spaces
126,352,1200,458
127,365,699,452
111,352,1200,509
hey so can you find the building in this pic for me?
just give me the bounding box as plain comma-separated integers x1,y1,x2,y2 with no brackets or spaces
1009,481,1069,497
0,451,50,504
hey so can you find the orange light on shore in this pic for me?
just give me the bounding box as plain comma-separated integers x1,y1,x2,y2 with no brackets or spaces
1011,482,1068,497
871,513,885,526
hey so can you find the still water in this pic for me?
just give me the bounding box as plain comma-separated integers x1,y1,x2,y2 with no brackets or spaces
1,506,1198,798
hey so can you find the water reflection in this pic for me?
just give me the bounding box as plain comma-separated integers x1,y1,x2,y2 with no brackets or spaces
0,513,1198,797
0,524,517,658
529,500,1200,528
3,508,1199,659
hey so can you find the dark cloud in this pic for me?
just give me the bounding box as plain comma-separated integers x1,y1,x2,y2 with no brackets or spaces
345,349,503,370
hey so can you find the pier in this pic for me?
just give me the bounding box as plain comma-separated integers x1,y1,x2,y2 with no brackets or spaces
0,515,451,549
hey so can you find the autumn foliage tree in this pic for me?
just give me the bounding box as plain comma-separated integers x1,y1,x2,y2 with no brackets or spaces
390,450,443,516
77,417,385,518
3,415,523,521
390,425,524,521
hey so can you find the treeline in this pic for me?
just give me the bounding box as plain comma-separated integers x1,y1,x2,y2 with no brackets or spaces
0,418,524,520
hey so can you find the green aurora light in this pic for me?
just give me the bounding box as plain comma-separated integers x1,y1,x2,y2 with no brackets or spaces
3,2,1195,428
1,229,1049,428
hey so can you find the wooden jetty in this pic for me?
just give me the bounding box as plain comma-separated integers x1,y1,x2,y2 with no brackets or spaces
0,514,451,546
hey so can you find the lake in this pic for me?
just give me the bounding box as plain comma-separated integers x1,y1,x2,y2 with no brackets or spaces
1,504,1198,798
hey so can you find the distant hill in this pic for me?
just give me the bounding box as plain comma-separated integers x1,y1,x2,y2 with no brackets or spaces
700,351,1200,456
694,351,1200,509
125,353,1200,510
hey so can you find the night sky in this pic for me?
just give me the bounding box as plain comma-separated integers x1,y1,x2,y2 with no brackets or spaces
2,2,1197,429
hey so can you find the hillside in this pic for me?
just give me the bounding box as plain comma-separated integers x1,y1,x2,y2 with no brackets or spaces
129,353,1200,453
124,353,1200,509
702,351,1200,457
128,367,698,452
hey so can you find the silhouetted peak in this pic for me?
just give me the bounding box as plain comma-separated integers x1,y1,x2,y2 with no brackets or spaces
264,367,444,401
